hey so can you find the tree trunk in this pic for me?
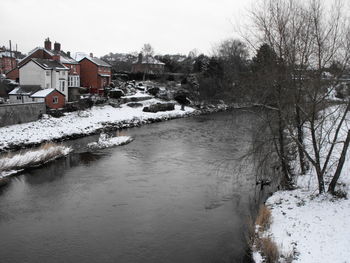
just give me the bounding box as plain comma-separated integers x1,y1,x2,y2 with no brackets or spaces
278,108,292,188
295,105,307,174
328,130,350,194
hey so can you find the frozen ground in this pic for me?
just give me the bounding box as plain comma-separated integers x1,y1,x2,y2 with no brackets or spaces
254,105,350,262
0,97,195,152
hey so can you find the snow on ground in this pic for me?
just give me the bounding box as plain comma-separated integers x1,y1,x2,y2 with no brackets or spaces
87,134,133,149
0,144,72,178
0,98,195,152
254,105,350,263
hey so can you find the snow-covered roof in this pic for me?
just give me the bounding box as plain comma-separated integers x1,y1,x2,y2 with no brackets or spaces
133,56,165,65
8,87,20,95
31,88,56,98
80,56,111,67
8,85,41,95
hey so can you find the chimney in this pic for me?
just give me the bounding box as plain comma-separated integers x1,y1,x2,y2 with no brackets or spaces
90,52,94,58
67,51,71,57
44,37,51,50
54,42,61,52
138,53,143,63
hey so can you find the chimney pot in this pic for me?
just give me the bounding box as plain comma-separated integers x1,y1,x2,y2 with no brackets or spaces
90,53,94,58
67,51,71,57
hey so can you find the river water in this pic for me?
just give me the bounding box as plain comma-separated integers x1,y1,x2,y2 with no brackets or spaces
0,110,271,263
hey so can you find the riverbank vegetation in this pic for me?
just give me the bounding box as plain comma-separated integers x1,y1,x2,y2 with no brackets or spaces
0,143,72,179
236,0,350,261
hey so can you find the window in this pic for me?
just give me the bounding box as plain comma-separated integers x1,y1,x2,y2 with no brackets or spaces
53,96,58,104
32,98,35,102
46,83,50,89
17,95,21,100
62,81,65,91
46,71,50,76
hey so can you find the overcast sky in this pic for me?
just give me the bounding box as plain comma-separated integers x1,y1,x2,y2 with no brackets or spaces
1,0,254,57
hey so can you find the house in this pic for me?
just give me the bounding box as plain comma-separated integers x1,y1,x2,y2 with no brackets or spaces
79,54,112,94
6,38,80,101
131,53,165,74
30,88,65,109
19,58,69,100
0,49,17,75
8,85,41,104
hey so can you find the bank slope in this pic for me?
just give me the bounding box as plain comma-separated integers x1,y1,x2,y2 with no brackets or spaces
0,98,195,152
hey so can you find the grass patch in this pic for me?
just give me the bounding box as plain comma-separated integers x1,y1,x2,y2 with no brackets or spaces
255,204,272,232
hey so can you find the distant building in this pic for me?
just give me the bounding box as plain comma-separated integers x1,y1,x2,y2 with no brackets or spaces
19,58,69,100
6,38,80,101
131,53,165,74
79,54,111,94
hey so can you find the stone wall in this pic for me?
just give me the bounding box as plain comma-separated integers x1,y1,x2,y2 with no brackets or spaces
0,102,46,127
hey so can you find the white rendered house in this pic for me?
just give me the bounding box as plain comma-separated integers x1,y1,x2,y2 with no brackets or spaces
19,58,69,100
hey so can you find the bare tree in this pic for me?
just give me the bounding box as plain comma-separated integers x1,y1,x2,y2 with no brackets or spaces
249,0,350,194
141,43,155,80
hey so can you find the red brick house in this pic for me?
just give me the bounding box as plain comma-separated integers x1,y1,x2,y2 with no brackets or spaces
79,54,111,94
30,88,66,109
0,50,17,75
6,38,80,101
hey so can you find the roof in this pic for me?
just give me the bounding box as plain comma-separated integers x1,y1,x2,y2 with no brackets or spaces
8,85,41,95
133,56,165,65
19,47,54,65
20,58,69,70
31,88,65,98
19,47,78,65
79,56,111,67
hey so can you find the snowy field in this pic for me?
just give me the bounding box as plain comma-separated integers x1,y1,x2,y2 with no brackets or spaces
254,106,350,262
0,98,195,152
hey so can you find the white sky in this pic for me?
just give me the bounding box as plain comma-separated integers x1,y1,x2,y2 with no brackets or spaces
0,0,254,57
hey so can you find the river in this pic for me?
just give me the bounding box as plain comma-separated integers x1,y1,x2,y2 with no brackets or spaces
0,110,272,263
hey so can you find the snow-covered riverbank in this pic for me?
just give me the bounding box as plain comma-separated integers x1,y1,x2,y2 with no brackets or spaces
253,106,350,263
0,98,195,152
